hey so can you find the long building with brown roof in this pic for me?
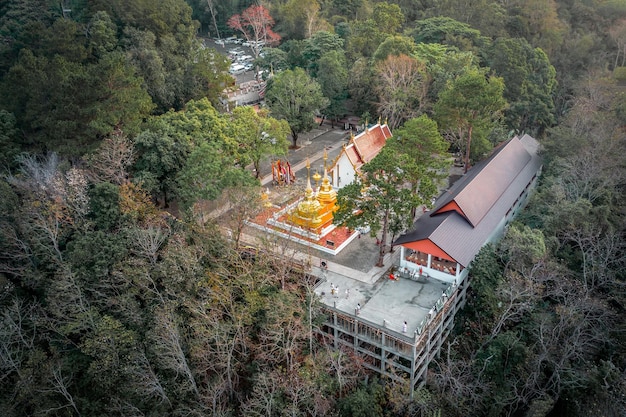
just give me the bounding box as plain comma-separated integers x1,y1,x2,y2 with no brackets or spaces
393,134,542,284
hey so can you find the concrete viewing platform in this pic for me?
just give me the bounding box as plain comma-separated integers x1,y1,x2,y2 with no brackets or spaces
313,265,451,338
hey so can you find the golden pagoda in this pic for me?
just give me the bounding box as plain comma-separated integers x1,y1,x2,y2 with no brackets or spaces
315,150,338,218
288,153,338,234
288,159,324,231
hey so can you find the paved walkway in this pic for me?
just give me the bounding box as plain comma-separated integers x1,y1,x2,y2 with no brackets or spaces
258,125,350,185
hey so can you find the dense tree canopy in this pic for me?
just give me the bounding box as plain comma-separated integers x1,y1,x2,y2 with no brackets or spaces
1,0,626,415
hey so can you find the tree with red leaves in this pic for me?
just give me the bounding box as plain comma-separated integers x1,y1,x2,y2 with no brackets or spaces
227,5,281,59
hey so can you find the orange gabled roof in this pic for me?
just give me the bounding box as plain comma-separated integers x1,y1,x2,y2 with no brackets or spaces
332,123,392,174
400,239,456,263
353,124,393,164
433,200,469,224
344,146,362,169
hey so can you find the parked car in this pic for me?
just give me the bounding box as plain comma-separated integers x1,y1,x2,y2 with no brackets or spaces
229,64,246,75
244,63,254,71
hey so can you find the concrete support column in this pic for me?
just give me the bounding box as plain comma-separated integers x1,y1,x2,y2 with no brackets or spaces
354,318,359,353
410,342,417,398
381,333,386,372
333,312,338,349
427,254,432,269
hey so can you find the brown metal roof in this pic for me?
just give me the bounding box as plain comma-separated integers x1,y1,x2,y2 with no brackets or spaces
431,138,531,227
394,135,542,267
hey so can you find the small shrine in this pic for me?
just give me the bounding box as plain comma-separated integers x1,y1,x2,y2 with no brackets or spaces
271,159,296,186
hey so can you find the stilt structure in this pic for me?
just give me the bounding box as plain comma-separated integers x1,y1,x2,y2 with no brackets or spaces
318,274,471,392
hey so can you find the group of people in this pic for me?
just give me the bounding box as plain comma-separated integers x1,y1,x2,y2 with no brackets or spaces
398,266,424,280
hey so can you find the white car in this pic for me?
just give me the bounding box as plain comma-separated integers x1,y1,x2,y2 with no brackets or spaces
229,64,246,75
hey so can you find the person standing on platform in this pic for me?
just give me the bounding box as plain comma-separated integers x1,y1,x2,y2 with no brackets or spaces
403,321,408,333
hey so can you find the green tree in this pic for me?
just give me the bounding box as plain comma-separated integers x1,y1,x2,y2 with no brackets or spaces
277,0,329,39
346,19,386,60
372,35,417,62
503,0,566,56
133,129,190,207
426,0,507,39
0,110,18,170
317,50,349,125
434,68,506,172
265,67,329,148
229,106,290,179
391,115,450,205
133,98,236,207
372,2,405,34
414,43,478,103
348,57,378,118
485,37,557,134
409,16,488,52
302,30,344,76
334,146,420,267
255,47,289,74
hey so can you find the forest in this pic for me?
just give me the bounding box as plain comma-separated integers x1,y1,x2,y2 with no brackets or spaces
0,0,625,416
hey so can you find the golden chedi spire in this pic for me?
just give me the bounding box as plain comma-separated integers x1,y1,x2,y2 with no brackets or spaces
289,158,323,230
317,149,337,206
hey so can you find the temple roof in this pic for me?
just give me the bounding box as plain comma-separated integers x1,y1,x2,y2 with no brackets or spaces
337,123,393,171
394,134,542,267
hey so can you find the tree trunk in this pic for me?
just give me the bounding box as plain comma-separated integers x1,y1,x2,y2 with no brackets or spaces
291,128,299,148
253,160,261,178
376,208,390,267
206,0,220,39
464,125,473,174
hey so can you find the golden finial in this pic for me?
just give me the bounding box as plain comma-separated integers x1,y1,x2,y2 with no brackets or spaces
378,115,381,125
384,117,388,126
305,158,312,192
313,170,322,189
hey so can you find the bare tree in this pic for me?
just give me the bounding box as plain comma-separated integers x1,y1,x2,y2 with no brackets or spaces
256,292,306,372
239,371,281,416
0,298,37,383
86,129,135,185
375,54,430,129
206,0,221,39
38,361,82,416
149,307,198,396
129,226,170,265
